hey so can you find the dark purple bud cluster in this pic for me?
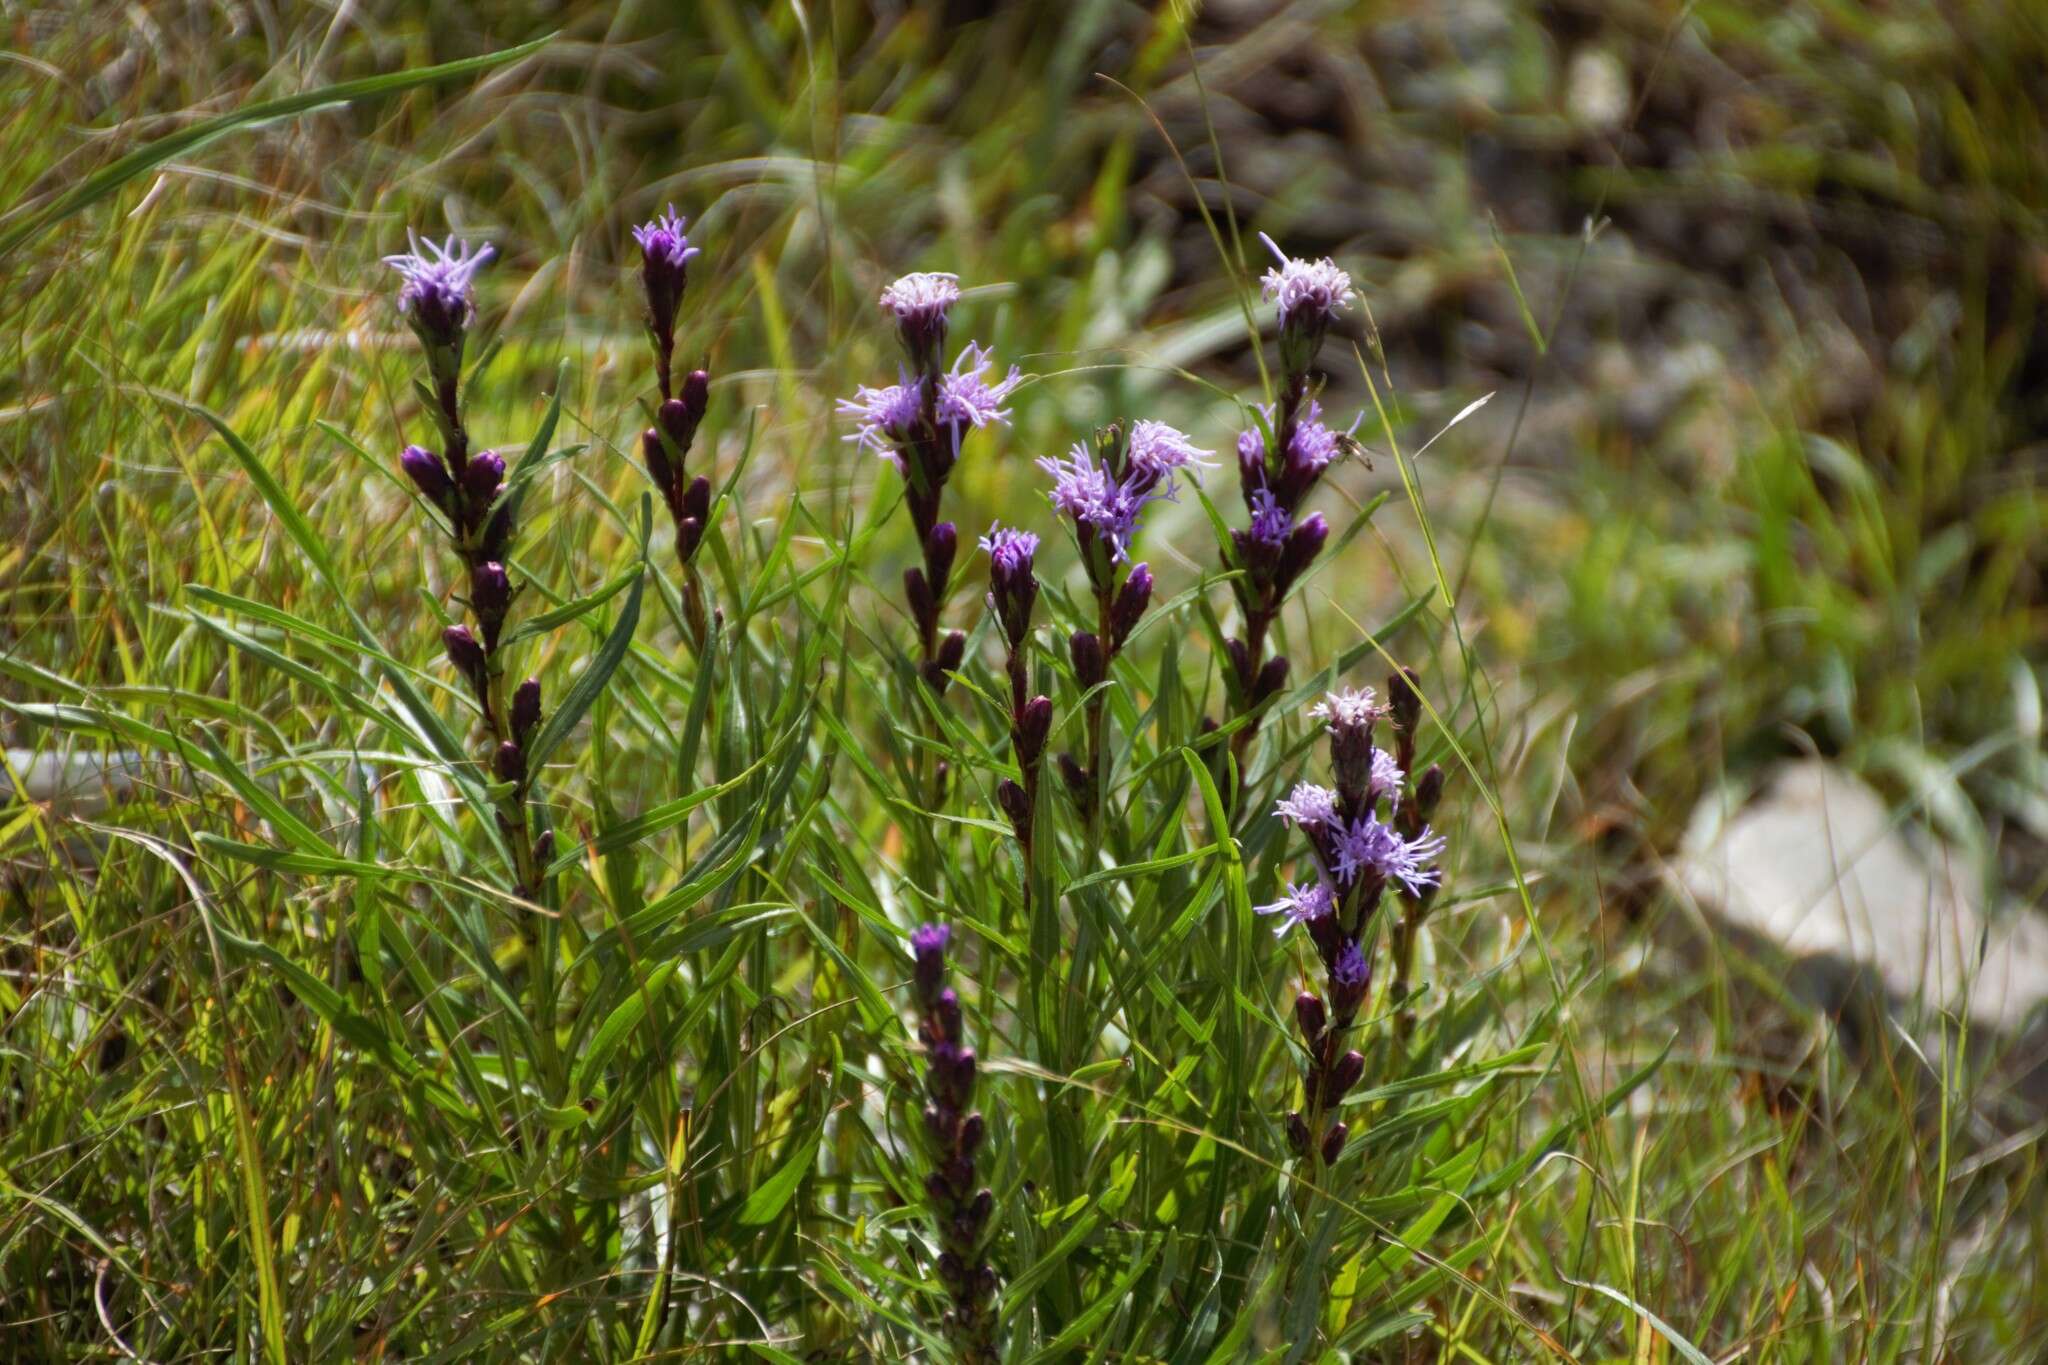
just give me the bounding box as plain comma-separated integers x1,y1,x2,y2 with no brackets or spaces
641,374,713,568
630,206,718,644
1262,671,1449,1167
841,275,1022,697
980,527,1053,847
1216,236,1361,800
908,923,999,1360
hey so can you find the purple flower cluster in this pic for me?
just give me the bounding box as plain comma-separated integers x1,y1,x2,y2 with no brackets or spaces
1267,674,1447,1167
1215,237,1361,797
841,272,1024,697
632,205,701,402
1035,420,1202,818
909,924,999,1360
387,226,550,897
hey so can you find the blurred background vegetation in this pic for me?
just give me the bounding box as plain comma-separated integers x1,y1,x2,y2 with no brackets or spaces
4,0,2046,1356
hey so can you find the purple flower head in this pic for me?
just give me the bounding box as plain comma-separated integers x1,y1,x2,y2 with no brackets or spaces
979,525,1039,578
384,232,493,345
880,271,961,371
1236,426,1268,483
1310,688,1384,731
1254,880,1336,938
1126,419,1214,487
934,342,1023,444
1259,232,1355,332
1038,445,1151,562
399,445,451,506
1371,748,1405,808
1248,488,1292,548
1275,781,1340,830
880,271,961,322
1332,816,1444,893
981,524,1040,647
911,921,952,1000
632,205,700,271
1331,939,1370,991
836,376,922,463
1286,401,1348,477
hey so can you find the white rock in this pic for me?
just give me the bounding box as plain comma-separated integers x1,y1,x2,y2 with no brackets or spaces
1673,760,2048,1033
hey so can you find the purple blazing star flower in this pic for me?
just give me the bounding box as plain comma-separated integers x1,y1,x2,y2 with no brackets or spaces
1330,939,1370,992
1247,488,1291,547
881,272,961,372
980,525,1038,566
1333,816,1445,893
1126,419,1214,486
1310,688,1384,730
632,205,701,271
1254,880,1336,938
1286,401,1346,475
1371,748,1405,808
935,342,1024,439
384,232,494,336
880,272,960,326
1038,445,1150,562
1275,781,1340,830
837,376,923,460
1259,232,1355,331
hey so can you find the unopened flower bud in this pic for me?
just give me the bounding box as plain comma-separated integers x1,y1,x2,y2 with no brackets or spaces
1110,562,1153,652
1286,1111,1311,1156
903,567,936,635
1388,667,1422,737
511,677,542,744
1254,654,1291,706
658,396,701,458
924,521,958,598
1070,631,1105,690
1295,990,1326,1044
680,367,710,420
480,499,516,561
958,1112,985,1159
532,828,554,866
925,630,965,688
493,740,526,785
997,777,1030,834
1320,1120,1349,1166
471,561,513,649
911,922,951,1002
461,448,504,515
1414,763,1445,821
1225,636,1255,692
1275,511,1328,591
1324,1050,1365,1104
1014,695,1053,768
679,475,711,527
400,445,451,507
1057,752,1088,799
442,625,487,692
641,427,676,505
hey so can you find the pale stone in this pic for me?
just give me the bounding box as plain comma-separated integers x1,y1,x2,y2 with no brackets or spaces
1674,760,2048,1033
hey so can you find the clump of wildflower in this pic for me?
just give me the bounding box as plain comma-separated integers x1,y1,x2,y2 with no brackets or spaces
1037,420,1204,820
1269,672,1448,1166
386,227,549,900
841,271,1024,700
629,205,717,645
1215,236,1362,804
908,923,1000,1361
